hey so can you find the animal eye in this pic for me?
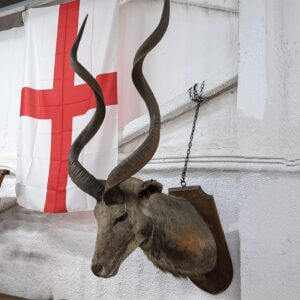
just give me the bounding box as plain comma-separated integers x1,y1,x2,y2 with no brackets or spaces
114,212,128,225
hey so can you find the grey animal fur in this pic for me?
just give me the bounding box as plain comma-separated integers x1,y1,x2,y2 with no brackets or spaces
92,178,216,278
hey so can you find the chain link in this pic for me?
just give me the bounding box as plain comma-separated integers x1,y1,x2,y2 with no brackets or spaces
180,81,207,187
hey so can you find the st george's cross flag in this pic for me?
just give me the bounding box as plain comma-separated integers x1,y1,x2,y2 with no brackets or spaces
16,0,119,213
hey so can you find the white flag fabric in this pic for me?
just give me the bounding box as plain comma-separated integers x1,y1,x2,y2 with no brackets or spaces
16,0,119,213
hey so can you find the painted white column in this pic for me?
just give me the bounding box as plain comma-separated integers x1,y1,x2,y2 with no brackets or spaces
238,1,300,298
237,0,300,162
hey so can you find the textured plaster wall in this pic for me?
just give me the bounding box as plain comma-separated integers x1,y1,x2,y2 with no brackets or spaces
239,173,300,299
120,88,238,159
1,168,299,300
237,0,300,298
1,0,300,299
0,168,241,300
118,0,238,127
238,0,300,162
119,0,300,299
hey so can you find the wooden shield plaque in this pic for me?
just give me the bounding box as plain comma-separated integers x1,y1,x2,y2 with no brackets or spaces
168,186,233,294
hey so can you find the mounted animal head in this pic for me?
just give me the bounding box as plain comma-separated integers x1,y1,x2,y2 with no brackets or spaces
69,0,217,280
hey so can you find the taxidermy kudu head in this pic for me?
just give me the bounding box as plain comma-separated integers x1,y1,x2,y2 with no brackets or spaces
69,0,216,280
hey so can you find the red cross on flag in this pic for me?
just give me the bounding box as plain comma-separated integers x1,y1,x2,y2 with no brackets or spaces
16,0,119,213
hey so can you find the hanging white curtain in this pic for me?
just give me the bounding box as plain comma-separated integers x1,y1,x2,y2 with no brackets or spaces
0,25,25,202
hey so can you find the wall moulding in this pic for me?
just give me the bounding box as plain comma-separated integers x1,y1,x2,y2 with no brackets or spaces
120,0,239,14
0,0,72,18
118,155,300,174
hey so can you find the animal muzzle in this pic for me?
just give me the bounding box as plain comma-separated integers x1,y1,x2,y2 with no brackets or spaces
91,264,103,277
91,244,124,278
91,262,120,278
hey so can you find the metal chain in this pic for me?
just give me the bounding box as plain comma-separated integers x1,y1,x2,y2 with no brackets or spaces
180,81,207,187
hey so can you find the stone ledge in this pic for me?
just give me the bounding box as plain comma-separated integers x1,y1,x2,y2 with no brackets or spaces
136,156,300,174
119,65,238,147
0,197,17,213
120,0,239,14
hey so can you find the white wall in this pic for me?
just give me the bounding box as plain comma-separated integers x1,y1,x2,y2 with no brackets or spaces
2,166,298,300
238,0,300,298
0,1,242,299
0,26,24,171
1,0,300,299
118,0,238,127
0,171,243,300
120,0,300,299
238,0,300,162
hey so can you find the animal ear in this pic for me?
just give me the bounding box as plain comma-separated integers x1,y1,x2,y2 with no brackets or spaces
104,186,124,206
138,180,163,199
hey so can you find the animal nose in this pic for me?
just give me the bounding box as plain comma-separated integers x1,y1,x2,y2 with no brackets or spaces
91,264,103,276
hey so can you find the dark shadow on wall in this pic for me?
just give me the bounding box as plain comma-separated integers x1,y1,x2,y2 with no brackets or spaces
226,230,241,300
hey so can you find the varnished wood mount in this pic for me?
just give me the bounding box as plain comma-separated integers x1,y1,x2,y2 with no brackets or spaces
169,186,233,294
